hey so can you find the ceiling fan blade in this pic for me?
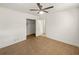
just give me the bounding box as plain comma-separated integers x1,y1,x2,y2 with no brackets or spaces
37,12,39,14
43,6,54,10
43,11,48,13
37,3,42,10
30,9,39,11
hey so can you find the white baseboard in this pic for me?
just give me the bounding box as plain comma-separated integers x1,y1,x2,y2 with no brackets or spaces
0,36,26,48
46,34,79,47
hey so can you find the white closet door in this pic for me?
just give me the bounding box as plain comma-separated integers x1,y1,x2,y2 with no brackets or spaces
36,19,43,36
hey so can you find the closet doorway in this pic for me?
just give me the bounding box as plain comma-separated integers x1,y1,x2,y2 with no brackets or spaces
26,19,36,38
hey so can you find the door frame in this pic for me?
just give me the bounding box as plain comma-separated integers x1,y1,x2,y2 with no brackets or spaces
26,19,36,37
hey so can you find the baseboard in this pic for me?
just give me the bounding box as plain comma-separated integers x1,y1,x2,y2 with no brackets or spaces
46,34,79,48
0,37,26,48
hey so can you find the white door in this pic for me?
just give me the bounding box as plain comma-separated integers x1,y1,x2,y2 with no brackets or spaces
36,19,44,36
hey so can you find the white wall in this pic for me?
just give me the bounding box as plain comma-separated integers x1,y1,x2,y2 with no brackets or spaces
27,19,35,35
46,7,79,47
0,7,37,48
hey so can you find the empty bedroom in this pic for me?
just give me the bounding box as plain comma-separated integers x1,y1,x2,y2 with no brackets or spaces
0,3,79,55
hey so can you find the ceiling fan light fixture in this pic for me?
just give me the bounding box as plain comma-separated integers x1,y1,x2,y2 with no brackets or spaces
30,3,54,14
39,11,44,14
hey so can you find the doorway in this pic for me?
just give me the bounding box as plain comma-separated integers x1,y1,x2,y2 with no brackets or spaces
26,19,36,38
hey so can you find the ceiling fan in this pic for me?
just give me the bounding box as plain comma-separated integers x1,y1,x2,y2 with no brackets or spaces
30,3,54,14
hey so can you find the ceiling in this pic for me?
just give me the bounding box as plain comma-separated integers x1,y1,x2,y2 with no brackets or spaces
0,3,78,15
